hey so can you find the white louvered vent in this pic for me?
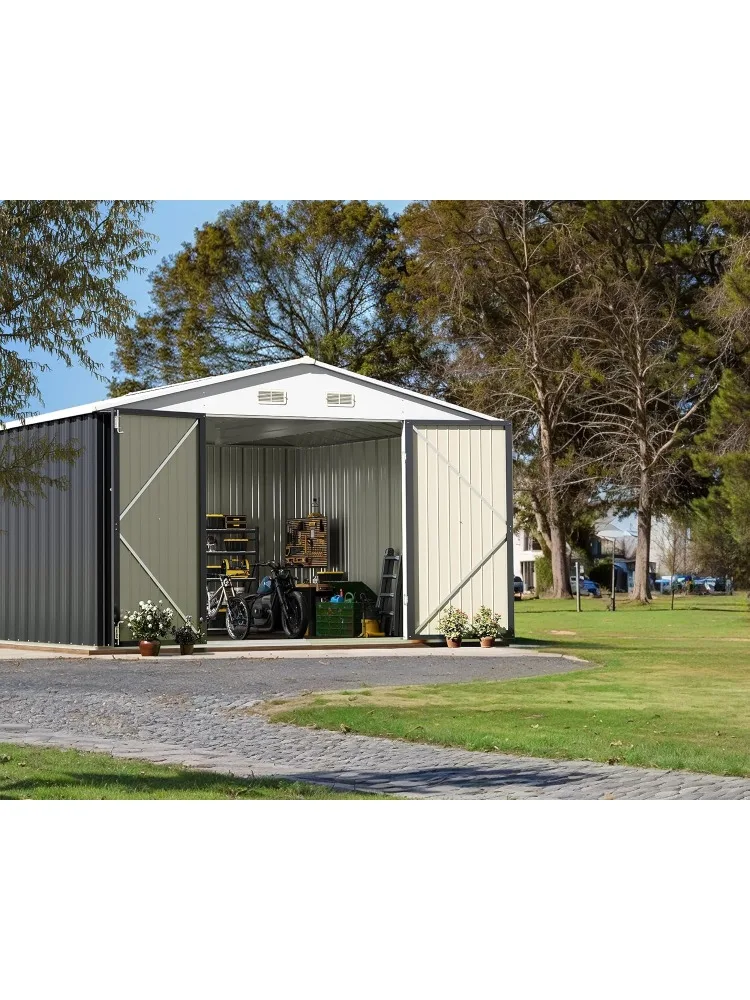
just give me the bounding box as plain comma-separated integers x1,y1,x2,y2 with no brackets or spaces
257,390,287,405
326,392,355,407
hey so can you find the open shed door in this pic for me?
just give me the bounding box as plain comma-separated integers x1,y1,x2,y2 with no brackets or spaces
115,411,204,642
405,422,513,638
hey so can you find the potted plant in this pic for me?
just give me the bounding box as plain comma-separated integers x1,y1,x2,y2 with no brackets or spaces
471,606,507,648
436,605,470,648
173,616,204,655
120,600,174,656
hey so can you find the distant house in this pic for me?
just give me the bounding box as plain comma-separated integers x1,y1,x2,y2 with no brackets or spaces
513,512,674,593
593,514,676,590
513,529,544,590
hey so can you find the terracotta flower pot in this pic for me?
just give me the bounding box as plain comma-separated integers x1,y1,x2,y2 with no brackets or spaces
179,643,195,656
480,636,495,648
446,637,462,648
139,640,160,657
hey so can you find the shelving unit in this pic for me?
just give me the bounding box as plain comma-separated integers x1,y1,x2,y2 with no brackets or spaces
206,515,259,633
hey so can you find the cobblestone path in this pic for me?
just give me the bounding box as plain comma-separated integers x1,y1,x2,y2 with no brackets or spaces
2,655,749,798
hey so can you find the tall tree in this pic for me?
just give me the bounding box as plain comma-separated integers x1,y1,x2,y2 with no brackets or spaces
0,200,153,503
573,201,724,601
399,200,595,598
112,200,440,395
690,200,750,585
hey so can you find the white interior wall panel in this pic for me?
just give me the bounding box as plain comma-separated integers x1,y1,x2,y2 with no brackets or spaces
409,423,511,636
206,438,402,593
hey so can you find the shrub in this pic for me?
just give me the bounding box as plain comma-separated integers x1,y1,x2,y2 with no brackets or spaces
436,605,470,640
470,606,505,638
588,561,612,588
534,555,553,593
121,600,174,641
174,615,204,645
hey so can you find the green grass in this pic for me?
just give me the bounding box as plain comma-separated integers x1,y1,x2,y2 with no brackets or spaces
263,593,750,778
0,743,383,799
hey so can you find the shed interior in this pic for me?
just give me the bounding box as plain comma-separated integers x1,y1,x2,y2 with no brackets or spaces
204,417,404,637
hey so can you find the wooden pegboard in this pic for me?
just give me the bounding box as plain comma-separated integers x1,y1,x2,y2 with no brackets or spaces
285,513,329,567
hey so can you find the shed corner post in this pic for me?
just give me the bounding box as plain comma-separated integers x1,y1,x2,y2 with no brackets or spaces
112,410,121,645
98,410,117,648
198,416,207,627
505,419,515,638
401,420,414,639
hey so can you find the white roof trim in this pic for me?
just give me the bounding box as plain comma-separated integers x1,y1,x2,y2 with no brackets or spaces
1,356,499,429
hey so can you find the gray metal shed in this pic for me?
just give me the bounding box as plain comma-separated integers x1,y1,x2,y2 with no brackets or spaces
0,357,513,648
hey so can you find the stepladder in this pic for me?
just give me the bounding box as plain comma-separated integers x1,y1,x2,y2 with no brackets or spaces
376,547,402,637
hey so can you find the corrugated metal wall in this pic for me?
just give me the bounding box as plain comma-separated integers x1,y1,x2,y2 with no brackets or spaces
0,415,103,644
206,437,402,593
118,413,201,636
410,424,511,635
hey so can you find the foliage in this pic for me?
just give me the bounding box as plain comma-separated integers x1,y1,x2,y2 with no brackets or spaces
534,555,553,593
0,200,153,502
569,200,723,600
174,615,204,645
111,200,442,395
690,489,750,585
400,200,592,598
587,560,613,589
0,432,82,507
470,605,505,638
435,605,470,640
121,600,174,641
400,199,727,602
691,201,750,589
266,595,750,778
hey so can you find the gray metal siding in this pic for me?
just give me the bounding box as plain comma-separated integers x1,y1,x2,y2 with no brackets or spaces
117,413,200,638
0,415,102,645
206,437,402,594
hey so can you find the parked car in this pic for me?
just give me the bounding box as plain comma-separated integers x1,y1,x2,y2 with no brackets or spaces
696,577,734,595
570,576,601,597
513,576,524,599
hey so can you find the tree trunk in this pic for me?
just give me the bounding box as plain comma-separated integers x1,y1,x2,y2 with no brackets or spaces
632,475,652,602
537,409,572,599
549,517,571,598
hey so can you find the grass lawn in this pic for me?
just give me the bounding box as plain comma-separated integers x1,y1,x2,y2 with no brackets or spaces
262,594,750,778
0,743,383,799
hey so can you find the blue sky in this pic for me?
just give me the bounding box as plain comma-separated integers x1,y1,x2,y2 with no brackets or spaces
25,200,411,414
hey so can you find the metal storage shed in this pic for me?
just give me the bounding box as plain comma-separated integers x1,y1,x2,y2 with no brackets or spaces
0,357,513,648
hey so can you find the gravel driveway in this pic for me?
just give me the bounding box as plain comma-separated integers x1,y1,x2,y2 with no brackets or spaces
2,652,750,799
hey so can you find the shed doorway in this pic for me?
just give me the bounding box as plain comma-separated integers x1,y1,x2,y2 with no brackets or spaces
204,417,404,642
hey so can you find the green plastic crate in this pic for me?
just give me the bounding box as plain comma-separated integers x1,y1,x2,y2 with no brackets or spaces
315,601,360,638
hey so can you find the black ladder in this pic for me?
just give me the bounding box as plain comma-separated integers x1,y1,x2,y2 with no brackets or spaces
376,547,402,637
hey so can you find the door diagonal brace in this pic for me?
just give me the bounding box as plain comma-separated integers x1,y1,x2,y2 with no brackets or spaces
120,534,188,622
120,420,198,520
416,535,508,634
414,427,505,518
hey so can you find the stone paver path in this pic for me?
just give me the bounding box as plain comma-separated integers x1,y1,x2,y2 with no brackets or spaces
2,655,749,799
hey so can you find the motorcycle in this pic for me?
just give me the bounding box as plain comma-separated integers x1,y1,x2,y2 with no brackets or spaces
207,560,308,640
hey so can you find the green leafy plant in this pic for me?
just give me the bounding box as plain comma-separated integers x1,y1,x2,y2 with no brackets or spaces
534,555,553,593
121,600,174,641
470,606,506,639
174,616,204,645
436,605,470,640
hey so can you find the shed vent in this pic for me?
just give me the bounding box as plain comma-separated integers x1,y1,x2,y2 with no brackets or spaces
258,390,287,405
326,392,355,407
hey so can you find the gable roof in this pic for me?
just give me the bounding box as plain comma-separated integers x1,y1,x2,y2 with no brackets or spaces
2,356,499,428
